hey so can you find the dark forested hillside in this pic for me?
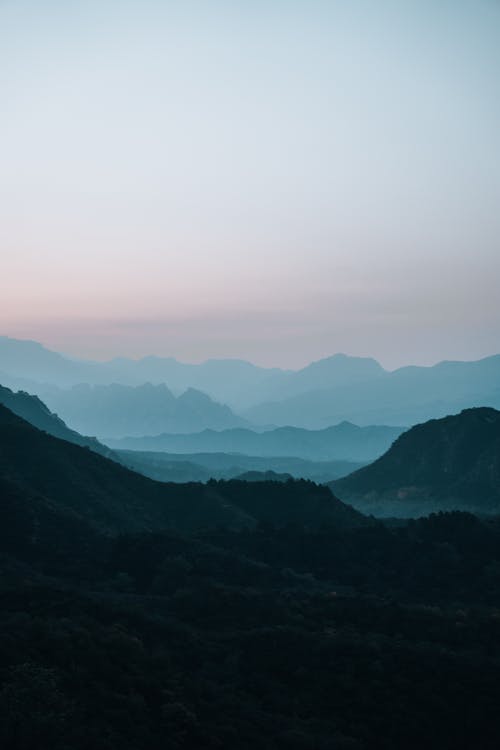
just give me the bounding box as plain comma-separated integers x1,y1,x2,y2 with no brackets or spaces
0,404,363,534
331,407,500,516
3,404,500,748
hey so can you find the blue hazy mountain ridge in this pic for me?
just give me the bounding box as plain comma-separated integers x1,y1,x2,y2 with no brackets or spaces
2,336,500,429
106,422,403,462
0,338,385,408
330,407,500,518
0,383,114,459
116,449,365,484
0,336,280,404
244,353,385,406
39,382,247,438
243,356,500,428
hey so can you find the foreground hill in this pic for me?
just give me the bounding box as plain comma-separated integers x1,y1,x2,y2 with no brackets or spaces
108,422,403,462
0,384,113,458
331,407,500,516
4,402,500,747
0,405,364,534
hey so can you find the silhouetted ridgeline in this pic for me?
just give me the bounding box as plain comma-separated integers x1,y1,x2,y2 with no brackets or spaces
0,384,114,459
0,404,364,534
0,335,278,403
331,407,500,517
2,402,500,747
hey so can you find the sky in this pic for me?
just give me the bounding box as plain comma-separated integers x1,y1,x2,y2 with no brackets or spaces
1,0,499,369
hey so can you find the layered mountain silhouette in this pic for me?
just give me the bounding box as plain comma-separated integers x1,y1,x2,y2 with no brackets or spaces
244,356,500,428
107,422,403,461
107,422,403,462
0,336,277,403
117,449,364,484
40,382,247,437
3,336,499,429
0,403,365,535
240,353,385,406
331,407,500,517
0,384,113,458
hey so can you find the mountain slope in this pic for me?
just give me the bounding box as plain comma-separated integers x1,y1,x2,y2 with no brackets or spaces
0,384,113,458
330,407,500,516
0,405,365,534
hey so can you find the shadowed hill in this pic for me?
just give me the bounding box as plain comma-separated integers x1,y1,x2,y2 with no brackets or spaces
0,404,365,535
4,411,500,749
330,407,500,517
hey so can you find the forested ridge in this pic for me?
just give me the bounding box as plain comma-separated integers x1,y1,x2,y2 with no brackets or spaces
2,405,500,748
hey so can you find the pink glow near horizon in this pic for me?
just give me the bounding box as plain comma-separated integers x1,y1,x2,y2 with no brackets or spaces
1,0,499,369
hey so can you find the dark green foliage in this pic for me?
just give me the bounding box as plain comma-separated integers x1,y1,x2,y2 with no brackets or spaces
234,470,293,482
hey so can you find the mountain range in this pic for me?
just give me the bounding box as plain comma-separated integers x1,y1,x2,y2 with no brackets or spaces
107,422,403,461
0,403,364,535
0,335,277,404
117,449,364,484
243,356,500,427
2,336,500,430
0,382,365,482
39,382,247,437
331,407,500,517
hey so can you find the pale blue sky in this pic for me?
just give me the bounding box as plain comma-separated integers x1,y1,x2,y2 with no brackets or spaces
1,0,499,367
